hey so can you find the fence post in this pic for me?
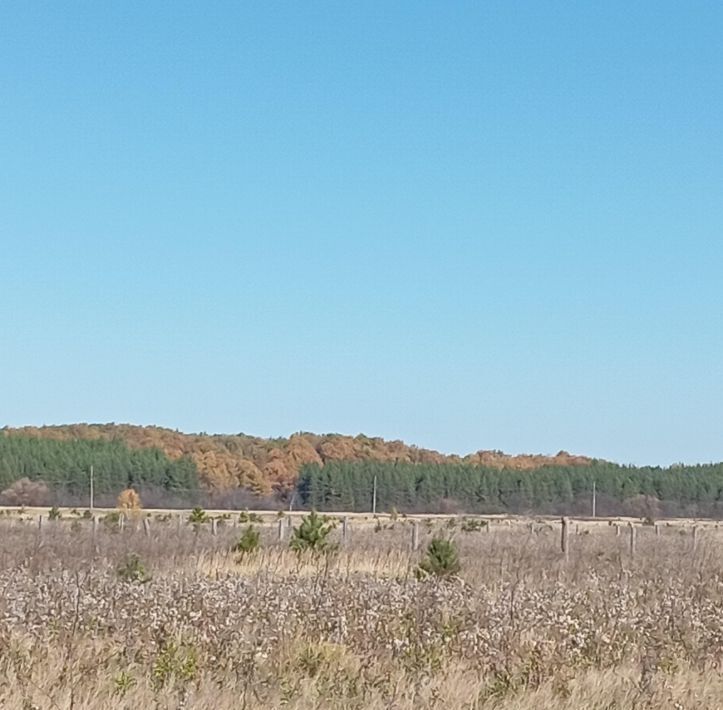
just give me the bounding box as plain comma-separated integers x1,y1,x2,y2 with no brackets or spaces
211,518,218,536
177,514,183,532
143,517,151,537
561,517,570,561
654,523,660,537
92,515,98,537
277,518,285,542
119,513,125,532
615,524,620,537
37,515,43,531
628,523,636,557
412,521,420,551
342,517,349,543
692,526,699,552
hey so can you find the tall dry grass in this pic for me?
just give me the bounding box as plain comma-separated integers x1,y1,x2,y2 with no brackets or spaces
0,514,721,708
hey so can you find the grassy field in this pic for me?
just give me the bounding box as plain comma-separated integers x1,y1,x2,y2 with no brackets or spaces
0,510,721,708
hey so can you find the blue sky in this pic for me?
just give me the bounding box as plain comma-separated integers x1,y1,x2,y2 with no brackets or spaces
1,2,722,465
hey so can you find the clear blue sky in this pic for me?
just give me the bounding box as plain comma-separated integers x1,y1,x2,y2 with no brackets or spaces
2,2,722,466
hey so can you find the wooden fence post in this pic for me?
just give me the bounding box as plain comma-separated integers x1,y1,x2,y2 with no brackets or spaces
628,523,636,557
211,518,218,536
655,523,660,537
692,526,699,552
277,518,285,542
119,514,125,532
143,517,151,537
561,517,570,561
342,517,349,543
37,515,43,531
615,524,620,537
412,521,420,551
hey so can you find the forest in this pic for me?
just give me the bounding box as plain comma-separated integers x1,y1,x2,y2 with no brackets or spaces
0,435,199,506
0,424,590,497
3,426,723,516
297,460,723,518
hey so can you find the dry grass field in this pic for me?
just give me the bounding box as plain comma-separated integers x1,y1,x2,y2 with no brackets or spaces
0,510,721,708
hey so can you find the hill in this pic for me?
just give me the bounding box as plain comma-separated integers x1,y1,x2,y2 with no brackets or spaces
1,423,592,496
4,424,723,517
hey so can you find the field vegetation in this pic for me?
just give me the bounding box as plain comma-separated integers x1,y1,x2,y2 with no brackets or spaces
0,511,721,708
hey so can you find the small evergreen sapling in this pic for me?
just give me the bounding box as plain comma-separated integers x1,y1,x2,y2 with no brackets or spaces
290,510,334,552
417,537,461,578
232,525,261,556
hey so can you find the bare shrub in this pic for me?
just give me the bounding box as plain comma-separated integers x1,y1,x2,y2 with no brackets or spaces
437,497,465,514
623,494,662,520
117,488,142,513
0,478,50,506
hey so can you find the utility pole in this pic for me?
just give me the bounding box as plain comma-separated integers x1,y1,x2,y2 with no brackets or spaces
89,465,94,512
591,480,596,518
372,475,377,515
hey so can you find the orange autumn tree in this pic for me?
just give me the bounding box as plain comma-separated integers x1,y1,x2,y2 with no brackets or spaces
117,488,142,518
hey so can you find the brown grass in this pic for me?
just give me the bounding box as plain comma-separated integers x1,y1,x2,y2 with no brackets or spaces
0,515,721,708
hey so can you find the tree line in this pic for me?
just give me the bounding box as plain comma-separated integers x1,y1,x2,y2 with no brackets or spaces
6,433,723,517
296,460,723,517
0,435,199,503
2,424,593,497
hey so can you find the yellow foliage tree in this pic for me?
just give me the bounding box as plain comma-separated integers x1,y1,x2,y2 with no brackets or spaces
117,488,142,517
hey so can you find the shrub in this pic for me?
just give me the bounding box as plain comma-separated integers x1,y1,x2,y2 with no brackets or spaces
48,506,61,521
116,553,151,583
417,537,461,578
0,478,50,506
103,510,121,528
232,525,261,556
117,488,142,514
188,507,208,526
294,642,341,678
623,494,662,521
112,671,137,698
290,510,334,553
239,510,262,524
461,517,488,533
151,641,198,691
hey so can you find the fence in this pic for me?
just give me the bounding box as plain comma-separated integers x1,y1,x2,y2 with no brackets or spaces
19,511,711,560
